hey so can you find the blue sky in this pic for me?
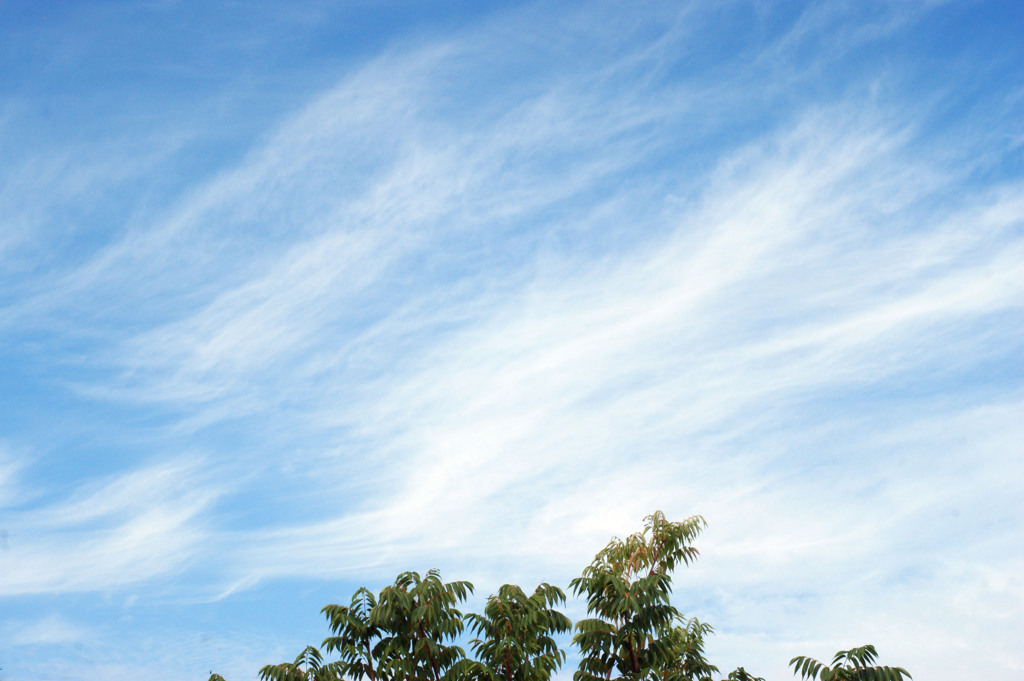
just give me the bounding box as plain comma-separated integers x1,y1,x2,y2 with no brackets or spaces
1,1,1022,679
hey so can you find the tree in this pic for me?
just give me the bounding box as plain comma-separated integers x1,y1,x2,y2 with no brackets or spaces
321,569,472,681
570,511,715,681
205,512,911,681
459,582,572,681
790,645,911,681
661,617,718,681
259,646,340,681
321,587,382,681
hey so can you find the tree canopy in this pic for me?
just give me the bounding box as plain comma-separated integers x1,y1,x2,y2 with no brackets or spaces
318,569,472,681
790,645,911,681
570,512,714,681
209,512,910,681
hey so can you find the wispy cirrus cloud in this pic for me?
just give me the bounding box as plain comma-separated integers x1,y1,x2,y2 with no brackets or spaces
199,99,1023,583
0,459,219,596
6,613,89,646
1,2,1021,680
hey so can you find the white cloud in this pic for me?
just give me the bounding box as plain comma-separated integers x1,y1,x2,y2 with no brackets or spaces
213,104,1022,591
1,2,1021,680
0,460,220,596
7,614,89,646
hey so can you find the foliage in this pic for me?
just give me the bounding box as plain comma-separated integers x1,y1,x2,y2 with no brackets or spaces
259,646,340,681
321,587,381,681
206,512,911,681
570,511,713,681
322,569,472,681
661,617,718,681
726,668,765,681
321,587,380,681
459,582,572,681
790,645,911,681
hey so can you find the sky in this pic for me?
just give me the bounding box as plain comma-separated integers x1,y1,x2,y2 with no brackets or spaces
0,1,1022,679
